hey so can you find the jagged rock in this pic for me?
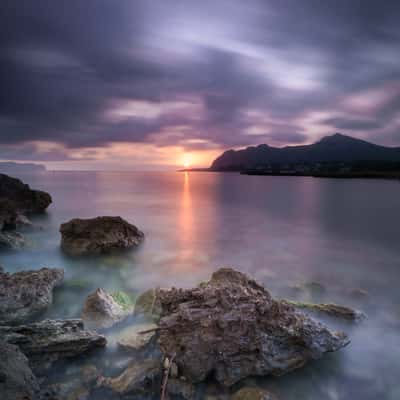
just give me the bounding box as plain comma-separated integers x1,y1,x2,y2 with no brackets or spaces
284,301,366,322
81,288,134,329
102,358,161,396
117,322,158,354
231,387,278,400
0,341,40,400
0,268,64,324
0,319,106,374
156,268,350,386
0,173,52,213
60,216,144,256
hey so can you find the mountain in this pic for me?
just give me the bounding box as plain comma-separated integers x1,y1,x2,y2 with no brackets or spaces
210,133,400,171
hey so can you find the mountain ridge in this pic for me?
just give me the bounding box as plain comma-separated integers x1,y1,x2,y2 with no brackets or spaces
210,133,400,170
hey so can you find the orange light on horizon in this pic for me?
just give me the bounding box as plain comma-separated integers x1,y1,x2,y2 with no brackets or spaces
182,153,192,169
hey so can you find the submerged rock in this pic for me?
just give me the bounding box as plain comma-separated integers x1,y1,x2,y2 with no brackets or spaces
102,358,161,396
0,319,106,374
81,288,134,330
284,300,366,323
156,268,350,386
0,268,64,324
60,216,144,256
167,378,196,400
0,230,26,250
231,387,278,400
0,341,40,400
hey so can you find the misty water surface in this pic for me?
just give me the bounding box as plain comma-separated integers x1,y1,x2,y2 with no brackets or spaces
2,171,400,399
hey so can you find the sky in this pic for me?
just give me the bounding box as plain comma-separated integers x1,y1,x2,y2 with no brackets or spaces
1,0,400,170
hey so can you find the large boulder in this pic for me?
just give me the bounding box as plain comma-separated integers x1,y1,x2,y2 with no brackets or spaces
0,173,52,213
156,268,350,386
0,319,107,375
60,216,144,256
0,341,40,400
82,288,134,329
0,268,64,324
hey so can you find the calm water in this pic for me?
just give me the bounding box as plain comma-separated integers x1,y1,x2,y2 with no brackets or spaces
2,171,400,399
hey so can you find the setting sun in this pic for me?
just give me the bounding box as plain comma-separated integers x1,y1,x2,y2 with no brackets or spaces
182,154,192,169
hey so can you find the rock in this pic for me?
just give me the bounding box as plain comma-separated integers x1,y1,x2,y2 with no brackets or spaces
0,268,64,324
117,322,158,354
0,341,40,400
16,213,33,227
134,288,162,321
102,358,161,396
0,319,106,374
0,174,51,251
348,288,369,300
170,362,179,378
284,301,367,322
60,216,144,256
167,378,196,400
0,199,18,230
0,231,26,250
0,173,52,213
157,268,350,386
81,288,134,329
231,387,277,400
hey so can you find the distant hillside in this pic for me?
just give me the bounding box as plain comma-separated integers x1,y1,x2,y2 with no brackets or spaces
210,133,400,171
0,162,46,174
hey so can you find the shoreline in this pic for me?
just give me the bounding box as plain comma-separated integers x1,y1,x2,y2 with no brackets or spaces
178,168,400,180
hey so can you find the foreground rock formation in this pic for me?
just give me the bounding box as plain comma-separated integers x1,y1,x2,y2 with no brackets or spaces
102,267,351,399
60,216,144,256
0,319,107,374
0,341,40,400
82,288,134,329
0,268,64,324
155,268,349,386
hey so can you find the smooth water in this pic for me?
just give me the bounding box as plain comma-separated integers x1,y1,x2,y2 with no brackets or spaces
2,171,400,399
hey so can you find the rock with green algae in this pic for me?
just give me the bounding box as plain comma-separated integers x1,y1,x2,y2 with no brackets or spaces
231,387,278,400
284,300,366,322
134,287,162,321
81,288,134,329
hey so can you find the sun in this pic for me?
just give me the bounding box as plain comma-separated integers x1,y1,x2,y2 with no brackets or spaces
182,154,192,169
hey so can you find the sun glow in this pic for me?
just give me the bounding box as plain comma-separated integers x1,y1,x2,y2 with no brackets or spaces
182,154,192,169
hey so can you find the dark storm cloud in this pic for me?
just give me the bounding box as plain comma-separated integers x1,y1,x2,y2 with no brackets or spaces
1,0,400,160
